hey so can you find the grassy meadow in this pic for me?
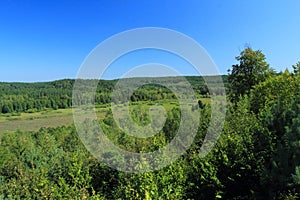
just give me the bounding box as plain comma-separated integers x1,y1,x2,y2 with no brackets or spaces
0,98,210,134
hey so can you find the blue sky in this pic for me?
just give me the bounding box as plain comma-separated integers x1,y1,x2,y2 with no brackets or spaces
0,0,299,82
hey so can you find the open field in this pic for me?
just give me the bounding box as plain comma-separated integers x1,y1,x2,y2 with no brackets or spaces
0,98,209,134
0,107,107,134
0,109,73,133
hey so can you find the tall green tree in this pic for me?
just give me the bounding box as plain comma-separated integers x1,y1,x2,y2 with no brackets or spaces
260,95,300,199
228,47,273,102
250,70,300,113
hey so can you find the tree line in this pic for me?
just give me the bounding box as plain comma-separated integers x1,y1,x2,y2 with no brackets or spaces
0,76,223,114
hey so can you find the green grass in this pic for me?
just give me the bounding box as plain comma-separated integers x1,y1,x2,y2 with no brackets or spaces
0,108,107,134
0,98,209,134
0,109,72,134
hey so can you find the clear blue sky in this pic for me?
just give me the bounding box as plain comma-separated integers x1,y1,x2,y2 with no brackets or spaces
1,0,299,82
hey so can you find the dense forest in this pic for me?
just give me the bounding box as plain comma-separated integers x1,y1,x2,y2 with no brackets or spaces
1,47,300,199
0,76,227,114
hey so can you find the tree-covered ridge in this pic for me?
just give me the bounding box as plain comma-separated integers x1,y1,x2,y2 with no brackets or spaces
0,76,227,114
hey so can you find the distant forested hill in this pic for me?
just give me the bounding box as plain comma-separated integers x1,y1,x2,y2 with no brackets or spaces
0,76,228,114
